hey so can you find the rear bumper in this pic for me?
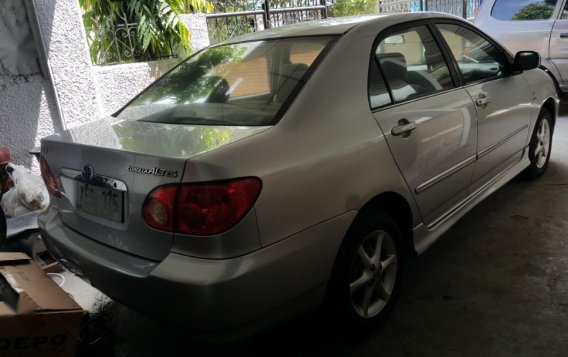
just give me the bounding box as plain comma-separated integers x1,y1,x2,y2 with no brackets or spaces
38,207,354,333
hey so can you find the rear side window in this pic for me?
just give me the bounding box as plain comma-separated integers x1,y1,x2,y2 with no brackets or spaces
368,25,454,107
491,0,558,20
118,37,335,126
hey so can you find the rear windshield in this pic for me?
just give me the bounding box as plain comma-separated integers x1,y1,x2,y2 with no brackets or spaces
118,37,335,126
491,0,558,21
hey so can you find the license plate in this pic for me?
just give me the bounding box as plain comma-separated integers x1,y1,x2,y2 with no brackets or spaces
76,183,124,223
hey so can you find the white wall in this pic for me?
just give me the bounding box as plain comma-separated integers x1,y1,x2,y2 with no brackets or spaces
0,0,41,76
94,14,210,116
93,59,180,116
180,14,210,52
34,0,100,129
0,0,60,167
91,14,212,117
1,2,209,169
0,76,59,166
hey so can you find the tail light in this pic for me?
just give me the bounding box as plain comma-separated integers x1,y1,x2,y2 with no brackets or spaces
142,185,177,232
143,177,262,236
39,156,63,198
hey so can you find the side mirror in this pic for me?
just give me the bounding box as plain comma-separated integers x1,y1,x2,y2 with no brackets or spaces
513,51,539,71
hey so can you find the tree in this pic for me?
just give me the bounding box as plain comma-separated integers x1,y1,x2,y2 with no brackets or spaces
80,0,213,65
331,0,375,16
512,2,555,20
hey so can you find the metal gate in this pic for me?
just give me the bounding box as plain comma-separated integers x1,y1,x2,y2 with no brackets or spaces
206,0,482,45
206,0,327,44
380,0,482,19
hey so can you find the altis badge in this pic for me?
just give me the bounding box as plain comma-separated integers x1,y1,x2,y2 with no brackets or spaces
128,166,178,178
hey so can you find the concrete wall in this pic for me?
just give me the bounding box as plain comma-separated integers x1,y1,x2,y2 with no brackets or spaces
0,76,59,167
93,14,212,116
180,14,210,52
1,3,209,168
34,0,100,129
94,59,180,116
93,15,209,116
0,0,41,76
0,0,60,167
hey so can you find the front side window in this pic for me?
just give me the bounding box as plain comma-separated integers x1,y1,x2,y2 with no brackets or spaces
437,24,508,84
117,37,335,126
369,25,454,106
491,0,558,21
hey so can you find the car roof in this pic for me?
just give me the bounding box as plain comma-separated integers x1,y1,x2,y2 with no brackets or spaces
220,12,465,44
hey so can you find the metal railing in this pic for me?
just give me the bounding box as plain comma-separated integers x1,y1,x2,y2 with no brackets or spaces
379,0,423,13
206,0,327,44
85,23,176,66
85,0,481,64
206,11,265,44
380,0,482,18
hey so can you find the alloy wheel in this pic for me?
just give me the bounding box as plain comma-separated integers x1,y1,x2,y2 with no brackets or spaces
534,118,551,169
349,230,398,318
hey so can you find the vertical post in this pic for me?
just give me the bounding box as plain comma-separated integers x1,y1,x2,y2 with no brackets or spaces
263,1,271,29
320,0,327,19
423,0,429,12
463,0,468,18
179,14,210,51
25,0,65,132
32,0,101,127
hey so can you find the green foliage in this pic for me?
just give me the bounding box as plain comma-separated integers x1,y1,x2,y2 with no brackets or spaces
112,122,233,158
80,0,213,65
208,17,258,44
512,2,555,20
134,45,245,104
331,0,375,16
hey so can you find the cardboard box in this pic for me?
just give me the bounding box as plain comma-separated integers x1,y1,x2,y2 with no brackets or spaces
0,253,84,357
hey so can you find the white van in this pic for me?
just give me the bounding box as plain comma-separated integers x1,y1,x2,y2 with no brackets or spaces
474,0,568,93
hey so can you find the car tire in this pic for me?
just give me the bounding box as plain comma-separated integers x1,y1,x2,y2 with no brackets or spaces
0,207,6,246
523,108,553,179
326,210,404,329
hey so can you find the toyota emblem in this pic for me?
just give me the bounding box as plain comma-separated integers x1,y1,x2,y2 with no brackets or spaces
82,164,95,183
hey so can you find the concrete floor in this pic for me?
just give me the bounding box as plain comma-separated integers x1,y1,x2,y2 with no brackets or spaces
79,104,568,357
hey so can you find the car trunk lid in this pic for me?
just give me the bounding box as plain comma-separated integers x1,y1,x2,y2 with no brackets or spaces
41,117,269,261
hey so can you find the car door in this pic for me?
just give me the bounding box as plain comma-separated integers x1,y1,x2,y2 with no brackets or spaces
370,23,478,227
435,22,533,193
550,0,568,89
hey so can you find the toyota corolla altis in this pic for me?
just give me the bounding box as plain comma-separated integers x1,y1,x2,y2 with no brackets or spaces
39,13,558,334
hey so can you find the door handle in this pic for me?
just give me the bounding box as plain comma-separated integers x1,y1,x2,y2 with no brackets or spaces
391,119,417,138
560,33,568,38
475,94,490,108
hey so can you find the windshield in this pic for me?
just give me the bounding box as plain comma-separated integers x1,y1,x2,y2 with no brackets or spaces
117,37,335,126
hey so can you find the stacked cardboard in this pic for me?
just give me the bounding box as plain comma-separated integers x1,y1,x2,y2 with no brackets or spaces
0,253,84,357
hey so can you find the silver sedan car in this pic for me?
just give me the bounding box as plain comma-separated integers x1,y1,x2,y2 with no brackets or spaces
39,13,558,335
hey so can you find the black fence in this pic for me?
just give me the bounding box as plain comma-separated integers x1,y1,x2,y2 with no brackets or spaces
85,23,176,66
206,0,328,44
85,0,482,64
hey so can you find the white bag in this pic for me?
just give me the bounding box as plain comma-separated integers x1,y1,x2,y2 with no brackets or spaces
1,189,32,218
1,163,49,217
